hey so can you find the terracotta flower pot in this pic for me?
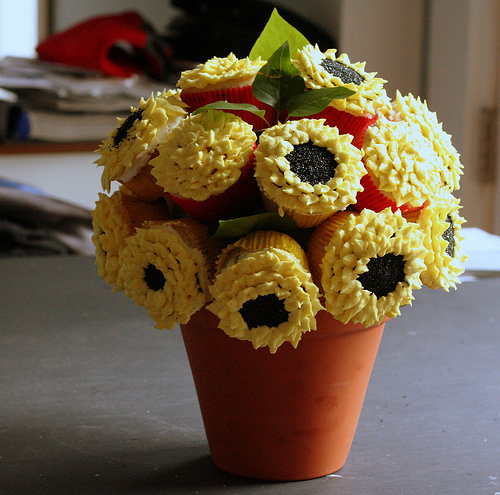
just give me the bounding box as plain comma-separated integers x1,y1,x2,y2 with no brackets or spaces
180,306,386,481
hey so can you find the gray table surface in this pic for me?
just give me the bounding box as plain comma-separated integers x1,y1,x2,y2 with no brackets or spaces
1,255,499,495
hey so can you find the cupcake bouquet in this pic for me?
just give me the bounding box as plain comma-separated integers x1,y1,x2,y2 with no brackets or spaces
92,10,466,354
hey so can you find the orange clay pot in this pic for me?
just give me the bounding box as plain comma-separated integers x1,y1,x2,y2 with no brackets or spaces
180,307,386,481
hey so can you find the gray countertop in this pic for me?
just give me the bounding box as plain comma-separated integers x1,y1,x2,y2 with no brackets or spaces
1,255,499,495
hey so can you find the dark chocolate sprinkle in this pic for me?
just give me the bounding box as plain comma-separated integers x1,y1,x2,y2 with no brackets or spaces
357,253,406,298
442,215,455,258
320,58,364,86
239,294,290,329
113,108,144,147
144,263,166,291
286,141,338,185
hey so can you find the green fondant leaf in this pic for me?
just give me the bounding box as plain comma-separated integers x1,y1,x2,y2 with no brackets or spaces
286,87,357,117
212,212,298,238
249,8,310,61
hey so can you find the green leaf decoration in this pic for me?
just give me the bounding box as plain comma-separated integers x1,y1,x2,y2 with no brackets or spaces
192,101,268,124
286,87,357,117
212,212,298,238
249,8,310,61
252,41,305,115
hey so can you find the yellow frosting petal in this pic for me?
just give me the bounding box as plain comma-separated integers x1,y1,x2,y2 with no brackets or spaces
95,89,187,191
292,44,391,116
254,118,365,222
177,53,265,91
363,116,446,207
314,208,426,326
150,110,256,201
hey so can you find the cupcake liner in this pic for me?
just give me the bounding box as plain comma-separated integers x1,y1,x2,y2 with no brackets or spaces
293,106,378,149
355,173,427,214
181,85,276,130
165,155,262,225
119,164,164,202
307,211,356,287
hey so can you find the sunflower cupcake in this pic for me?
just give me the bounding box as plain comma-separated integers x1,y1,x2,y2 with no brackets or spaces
208,230,323,353
307,208,427,326
292,45,390,148
355,115,446,213
119,218,224,330
254,118,365,228
177,53,275,130
150,110,260,224
403,192,467,290
95,89,187,198
91,189,172,291
389,91,463,191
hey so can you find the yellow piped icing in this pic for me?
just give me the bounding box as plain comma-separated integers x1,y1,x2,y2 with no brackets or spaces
118,219,222,330
363,116,446,207
150,110,257,201
405,192,467,290
389,91,463,191
208,231,323,353
92,190,136,292
254,119,365,225
293,44,391,116
314,208,426,326
177,53,265,91
96,89,187,191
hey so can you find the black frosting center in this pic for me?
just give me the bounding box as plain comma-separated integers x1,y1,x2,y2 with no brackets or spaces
320,58,364,86
286,141,338,185
357,253,406,298
113,108,144,147
144,263,166,291
239,294,290,329
442,215,455,258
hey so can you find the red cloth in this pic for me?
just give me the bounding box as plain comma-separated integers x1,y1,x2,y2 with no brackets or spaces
36,11,172,80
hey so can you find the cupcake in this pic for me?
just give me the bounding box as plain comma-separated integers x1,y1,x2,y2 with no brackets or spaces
150,110,260,224
91,189,172,291
403,192,467,290
254,118,365,228
119,218,224,330
389,91,463,191
95,89,187,198
307,208,426,326
177,53,275,130
208,230,323,353
354,115,446,213
292,44,390,148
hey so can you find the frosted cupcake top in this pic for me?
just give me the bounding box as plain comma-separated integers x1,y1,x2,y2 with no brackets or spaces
405,192,467,290
254,118,365,216
177,53,266,91
312,209,426,326
389,91,463,191
293,44,390,116
208,230,323,353
96,89,187,191
119,218,222,330
363,116,446,207
150,110,257,201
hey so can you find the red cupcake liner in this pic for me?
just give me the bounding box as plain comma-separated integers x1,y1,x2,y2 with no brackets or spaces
293,106,378,149
180,85,276,131
165,153,262,225
354,172,427,214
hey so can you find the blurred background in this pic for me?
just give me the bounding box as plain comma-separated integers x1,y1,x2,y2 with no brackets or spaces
1,0,499,235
